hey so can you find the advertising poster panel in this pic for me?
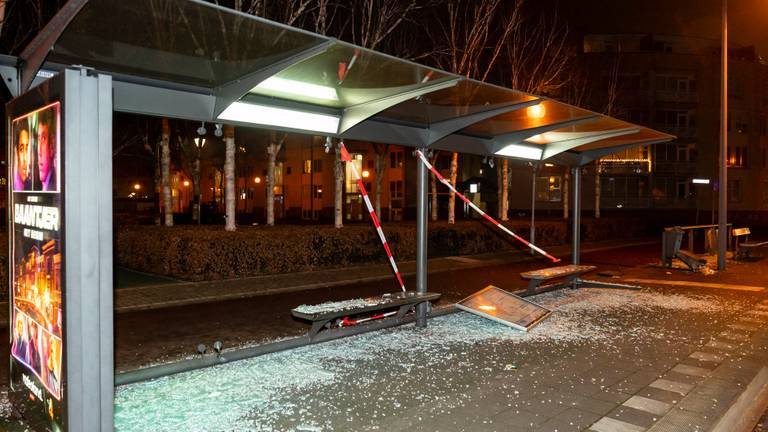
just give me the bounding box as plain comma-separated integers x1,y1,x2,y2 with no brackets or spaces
8,101,65,431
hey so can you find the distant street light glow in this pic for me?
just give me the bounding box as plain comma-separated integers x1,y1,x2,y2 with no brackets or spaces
218,101,340,135
693,178,711,185
133,183,141,190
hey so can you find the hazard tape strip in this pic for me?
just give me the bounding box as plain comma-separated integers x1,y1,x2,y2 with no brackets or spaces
340,143,407,292
415,150,561,263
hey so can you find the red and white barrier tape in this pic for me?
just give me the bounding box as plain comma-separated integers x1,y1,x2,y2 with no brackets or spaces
340,143,407,292
415,150,561,264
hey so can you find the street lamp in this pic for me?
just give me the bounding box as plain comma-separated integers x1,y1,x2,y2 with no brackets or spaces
194,137,206,148
718,0,728,270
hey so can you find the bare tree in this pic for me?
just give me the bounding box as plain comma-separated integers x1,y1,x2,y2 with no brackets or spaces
430,151,439,221
223,125,236,231
372,143,388,219
430,0,522,224
596,52,623,219
563,168,570,219
334,142,344,228
500,159,509,221
266,132,286,226
161,118,173,227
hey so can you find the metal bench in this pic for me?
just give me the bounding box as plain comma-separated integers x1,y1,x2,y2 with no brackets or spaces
520,264,597,295
292,291,441,341
733,227,768,260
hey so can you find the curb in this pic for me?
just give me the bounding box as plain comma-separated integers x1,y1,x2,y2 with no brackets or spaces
711,366,768,432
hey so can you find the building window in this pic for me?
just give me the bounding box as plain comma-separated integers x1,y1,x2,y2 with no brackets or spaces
390,181,404,199
727,146,747,168
273,162,284,195
535,176,562,202
345,154,363,193
676,180,689,200
390,151,404,169
655,109,694,128
676,143,696,162
304,159,322,173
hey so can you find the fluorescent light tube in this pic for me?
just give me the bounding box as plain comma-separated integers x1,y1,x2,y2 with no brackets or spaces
256,76,339,101
692,178,710,185
495,144,543,160
218,102,340,135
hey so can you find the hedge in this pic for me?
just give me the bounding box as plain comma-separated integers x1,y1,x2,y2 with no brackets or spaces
115,217,650,282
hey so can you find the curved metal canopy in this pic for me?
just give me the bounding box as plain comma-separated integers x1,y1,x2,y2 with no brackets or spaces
16,0,673,166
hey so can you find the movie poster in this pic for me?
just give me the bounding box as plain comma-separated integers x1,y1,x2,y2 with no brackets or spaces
9,101,65,430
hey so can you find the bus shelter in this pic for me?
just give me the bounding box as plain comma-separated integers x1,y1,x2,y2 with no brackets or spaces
2,0,673,430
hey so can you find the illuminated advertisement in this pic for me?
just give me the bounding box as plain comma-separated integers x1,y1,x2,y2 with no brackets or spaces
9,101,65,430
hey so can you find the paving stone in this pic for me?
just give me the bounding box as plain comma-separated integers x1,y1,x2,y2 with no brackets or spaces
729,323,759,331
646,407,717,432
534,408,602,432
717,331,750,341
589,417,646,432
705,339,737,350
607,405,659,428
649,379,694,395
494,408,550,430
688,351,723,363
675,393,734,414
634,386,682,405
590,390,633,405
660,371,704,386
622,395,672,416
671,364,712,378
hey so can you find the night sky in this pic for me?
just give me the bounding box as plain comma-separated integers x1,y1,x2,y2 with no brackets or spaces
546,0,768,55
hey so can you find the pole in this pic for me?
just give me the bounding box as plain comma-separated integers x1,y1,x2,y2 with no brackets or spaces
416,148,429,327
572,167,581,265
718,0,728,270
530,165,536,254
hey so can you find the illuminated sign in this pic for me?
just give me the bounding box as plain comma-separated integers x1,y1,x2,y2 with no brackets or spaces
8,101,65,430
457,285,551,331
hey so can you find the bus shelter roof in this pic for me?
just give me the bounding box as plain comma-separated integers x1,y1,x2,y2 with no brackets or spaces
15,0,674,166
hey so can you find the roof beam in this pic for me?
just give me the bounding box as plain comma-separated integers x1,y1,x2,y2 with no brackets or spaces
487,114,600,154
212,39,335,118
424,99,541,145
19,0,88,93
338,77,460,134
541,127,640,160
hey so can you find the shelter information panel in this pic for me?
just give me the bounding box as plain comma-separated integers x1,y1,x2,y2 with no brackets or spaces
456,285,551,331
8,100,65,430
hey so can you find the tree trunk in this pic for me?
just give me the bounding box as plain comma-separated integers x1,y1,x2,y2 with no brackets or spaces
497,162,504,219
334,143,344,228
374,145,387,219
266,133,283,227
563,168,570,220
161,119,173,227
430,152,438,222
154,141,162,225
501,159,509,221
595,168,601,219
448,152,458,224
224,125,236,231
193,157,201,224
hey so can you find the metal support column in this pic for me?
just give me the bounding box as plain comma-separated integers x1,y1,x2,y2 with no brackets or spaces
416,148,429,327
572,167,581,265
718,0,728,270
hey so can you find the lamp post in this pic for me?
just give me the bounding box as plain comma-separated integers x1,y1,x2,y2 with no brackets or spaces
717,0,728,270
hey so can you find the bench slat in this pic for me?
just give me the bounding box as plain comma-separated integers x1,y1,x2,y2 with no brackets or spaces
520,265,596,280
292,291,441,321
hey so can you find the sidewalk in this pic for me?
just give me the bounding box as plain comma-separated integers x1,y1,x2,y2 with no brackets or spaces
110,282,768,431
